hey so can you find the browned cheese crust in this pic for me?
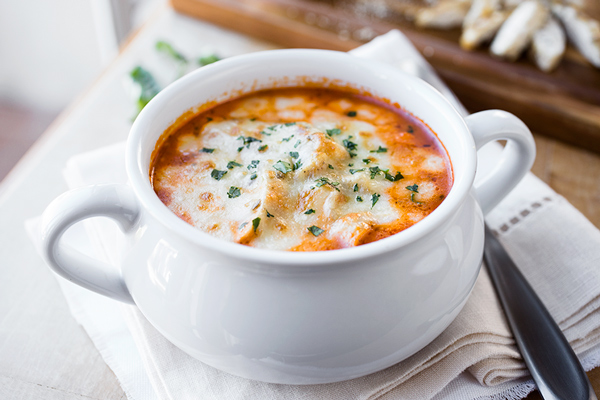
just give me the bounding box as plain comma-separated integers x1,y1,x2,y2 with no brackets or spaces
151,88,453,251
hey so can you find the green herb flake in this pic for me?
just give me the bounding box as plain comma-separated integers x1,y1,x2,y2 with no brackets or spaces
252,217,261,232
304,209,316,215
281,135,294,142
328,164,334,170
406,184,419,192
394,172,404,181
370,146,387,153
247,160,260,169
273,160,293,174
198,54,221,66
343,139,358,157
294,140,301,148
356,196,363,202
290,151,299,159
130,66,160,114
156,41,187,63
258,145,268,152
293,160,303,170
266,210,274,218
211,169,227,180
227,186,241,198
227,161,242,169
237,136,262,148
315,177,340,192
308,225,325,236
384,170,396,182
369,166,382,179
362,159,371,164
371,193,381,208
200,148,215,153
411,192,423,204
353,183,359,192
349,168,365,175
250,173,257,180
284,122,296,126
237,147,244,152
326,128,342,137
250,118,257,121
347,111,357,117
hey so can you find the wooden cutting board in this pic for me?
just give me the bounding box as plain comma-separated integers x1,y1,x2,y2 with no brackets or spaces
171,0,600,154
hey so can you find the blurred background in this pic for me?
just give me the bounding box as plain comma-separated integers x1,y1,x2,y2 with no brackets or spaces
0,0,164,182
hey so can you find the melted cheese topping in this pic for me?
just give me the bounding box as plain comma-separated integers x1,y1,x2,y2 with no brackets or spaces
151,88,452,251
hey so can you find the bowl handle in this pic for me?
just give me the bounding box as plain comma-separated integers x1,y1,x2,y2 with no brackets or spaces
39,184,139,304
465,110,536,215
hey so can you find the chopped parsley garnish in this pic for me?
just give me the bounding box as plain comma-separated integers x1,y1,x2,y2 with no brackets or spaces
347,111,357,117
250,118,257,121
349,168,364,174
252,217,261,232
260,130,271,136
304,209,315,215
349,163,354,167
239,222,248,229
369,166,382,179
156,41,187,63
353,183,359,192
315,177,340,191
250,173,257,180
343,139,358,157
238,135,262,148
273,160,293,174
282,135,294,142
356,196,363,202
328,164,334,169
266,210,274,218
293,160,303,170
227,186,241,198
247,160,260,169
371,193,380,208
290,151,299,159
284,122,296,126
237,147,243,152
384,170,404,182
308,225,325,236
227,161,242,169
407,125,414,133
326,128,342,137
362,159,371,164
370,146,387,153
406,184,421,203
198,54,221,66
211,169,227,180
294,140,301,148
200,148,215,153
258,145,268,152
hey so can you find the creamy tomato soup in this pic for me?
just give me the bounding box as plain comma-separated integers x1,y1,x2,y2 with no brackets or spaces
150,88,453,251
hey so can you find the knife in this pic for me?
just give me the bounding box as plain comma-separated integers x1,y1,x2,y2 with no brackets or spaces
483,224,598,400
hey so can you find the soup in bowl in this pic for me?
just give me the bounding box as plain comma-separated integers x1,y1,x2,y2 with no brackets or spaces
39,49,535,384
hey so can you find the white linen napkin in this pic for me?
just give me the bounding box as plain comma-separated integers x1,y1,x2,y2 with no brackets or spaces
26,31,600,400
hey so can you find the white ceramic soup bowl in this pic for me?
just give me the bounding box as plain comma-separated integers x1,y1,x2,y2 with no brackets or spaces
40,49,535,385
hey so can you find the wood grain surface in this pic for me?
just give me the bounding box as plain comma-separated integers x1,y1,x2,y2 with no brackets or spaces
171,0,600,154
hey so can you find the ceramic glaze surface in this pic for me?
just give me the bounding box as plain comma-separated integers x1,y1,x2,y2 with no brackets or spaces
39,49,535,384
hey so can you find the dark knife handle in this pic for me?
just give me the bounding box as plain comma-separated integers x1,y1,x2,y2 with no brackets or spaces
483,225,597,400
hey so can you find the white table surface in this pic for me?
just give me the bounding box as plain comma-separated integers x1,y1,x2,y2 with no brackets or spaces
0,7,277,399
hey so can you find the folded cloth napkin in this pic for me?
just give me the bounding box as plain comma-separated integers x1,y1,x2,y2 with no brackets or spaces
27,31,600,400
